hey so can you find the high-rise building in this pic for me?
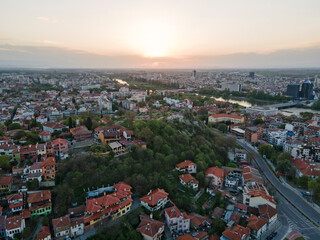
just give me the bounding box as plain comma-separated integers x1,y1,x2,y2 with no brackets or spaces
300,80,314,100
249,72,255,79
286,83,300,99
192,70,196,79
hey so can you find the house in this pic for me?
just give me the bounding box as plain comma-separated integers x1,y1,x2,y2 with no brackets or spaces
242,166,263,184
36,226,51,240
36,116,48,124
188,213,212,231
165,205,190,235
179,174,199,190
42,157,56,181
123,130,135,141
136,217,165,240
43,122,67,133
176,160,197,174
258,204,278,226
243,182,276,209
109,141,123,154
36,143,47,156
70,126,92,142
140,189,169,212
292,158,319,179
221,224,250,240
39,131,51,142
6,215,25,239
7,192,24,212
0,175,13,192
70,217,84,238
205,167,224,188
52,138,68,159
27,190,52,216
176,234,196,240
247,215,267,239
84,192,133,226
26,162,43,183
98,125,124,144
208,114,244,124
52,215,71,240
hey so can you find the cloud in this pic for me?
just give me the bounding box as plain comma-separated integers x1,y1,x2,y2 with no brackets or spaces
37,16,58,23
37,40,60,45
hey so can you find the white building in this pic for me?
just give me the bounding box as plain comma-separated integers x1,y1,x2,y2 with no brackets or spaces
6,215,25,239
165,206,190,235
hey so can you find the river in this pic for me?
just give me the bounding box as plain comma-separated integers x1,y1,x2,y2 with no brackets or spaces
211,97,252,107
114,78,129,86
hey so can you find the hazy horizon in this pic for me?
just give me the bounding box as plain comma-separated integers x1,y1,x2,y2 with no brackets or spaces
2,0,320,68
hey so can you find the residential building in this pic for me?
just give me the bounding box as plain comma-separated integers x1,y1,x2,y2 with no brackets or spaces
140,189,169,212
245,127,263,143
42,122,67,133
205,167,224,188
36,226,51,240
27,190,52,216
165,205,190,235
247,215,267,239
7,193,24,212
70,126,92,142
42,157,56,181
179,174,199,190
84,186,133,226
52,138,68,159
52,215,71,240
221,224,250,240
0,175,13,192
6,215,25,239
258,204,278,226
136,217,165,240
243,182,276,209
176,160,197,174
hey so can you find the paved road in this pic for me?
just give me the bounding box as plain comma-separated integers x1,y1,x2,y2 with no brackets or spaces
236,139,320,239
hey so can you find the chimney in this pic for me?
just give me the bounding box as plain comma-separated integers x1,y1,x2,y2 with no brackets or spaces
150,213,153,219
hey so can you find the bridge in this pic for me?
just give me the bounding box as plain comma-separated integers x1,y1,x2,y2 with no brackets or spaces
266,101,298,110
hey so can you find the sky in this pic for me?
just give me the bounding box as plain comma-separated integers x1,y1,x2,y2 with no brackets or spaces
1,0,320,68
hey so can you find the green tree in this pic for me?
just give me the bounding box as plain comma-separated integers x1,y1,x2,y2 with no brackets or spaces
258,144,275,159
8,123,22,131
254,118,264,125
297,175,309,189
0,155,11,171
85,117,93,130
217,123,228,133
209,218,226,236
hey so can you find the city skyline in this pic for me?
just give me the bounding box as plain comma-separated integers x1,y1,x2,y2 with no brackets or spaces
1,0,320,68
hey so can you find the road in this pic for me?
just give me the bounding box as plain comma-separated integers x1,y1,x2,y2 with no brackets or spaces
236,139,320,238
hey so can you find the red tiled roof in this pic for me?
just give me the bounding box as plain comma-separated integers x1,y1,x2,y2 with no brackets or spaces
6,215,23,231
140,189,168,207
179,174,199,184
165,205,182,219
258,204,278,220
36,226,51,240
0,175,13,185
205,167,224,178
27,190,51,204
247,215,267,231
222,224,250,240
176,160,196,169
136,218,164,238
176,234,196,240
211,114,243,120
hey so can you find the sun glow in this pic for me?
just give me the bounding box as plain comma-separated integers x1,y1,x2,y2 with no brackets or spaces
129,20,176,57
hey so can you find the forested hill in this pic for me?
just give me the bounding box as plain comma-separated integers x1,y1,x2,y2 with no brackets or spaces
54,119,236,216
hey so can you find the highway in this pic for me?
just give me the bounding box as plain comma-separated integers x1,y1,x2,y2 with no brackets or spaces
237,139,320,238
